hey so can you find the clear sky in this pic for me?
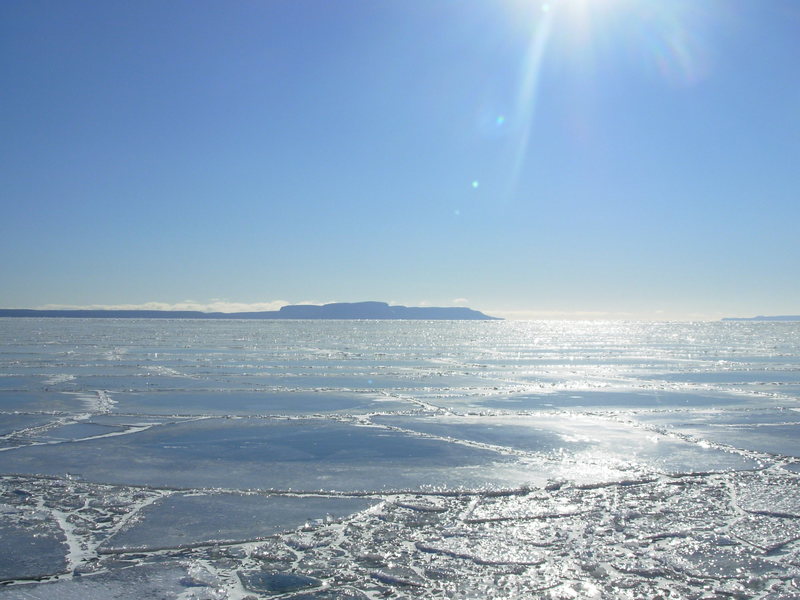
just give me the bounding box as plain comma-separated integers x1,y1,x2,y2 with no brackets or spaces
1,0,798,320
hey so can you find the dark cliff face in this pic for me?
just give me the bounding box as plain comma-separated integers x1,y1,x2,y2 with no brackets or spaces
0,302,502,321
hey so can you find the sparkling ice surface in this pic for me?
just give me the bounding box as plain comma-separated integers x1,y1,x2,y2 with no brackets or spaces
1,319,800,598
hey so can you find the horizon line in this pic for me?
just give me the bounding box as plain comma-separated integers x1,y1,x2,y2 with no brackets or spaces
0,301,785,322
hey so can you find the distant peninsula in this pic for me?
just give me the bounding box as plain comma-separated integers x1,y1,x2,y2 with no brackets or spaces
0,301,501,321
721,315,800,322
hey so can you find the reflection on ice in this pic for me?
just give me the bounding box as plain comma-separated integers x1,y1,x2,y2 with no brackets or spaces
373,414,761,478
443,388,760,412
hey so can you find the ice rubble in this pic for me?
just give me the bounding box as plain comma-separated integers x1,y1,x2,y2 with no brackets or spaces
3,471,800,599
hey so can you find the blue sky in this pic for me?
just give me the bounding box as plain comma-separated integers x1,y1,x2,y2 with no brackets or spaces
2,0,798,319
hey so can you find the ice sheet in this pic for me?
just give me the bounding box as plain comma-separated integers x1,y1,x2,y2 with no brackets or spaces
645,370,800,384
27,422,126,443
0,417,527,491
633,409,800,457
108,390,412,416
0,564,188,599
101,493,380,551
461,389,759,412
0,391,88,413
3,318,800,599
0,414,58,437
0,376,49,391
0,505,67,580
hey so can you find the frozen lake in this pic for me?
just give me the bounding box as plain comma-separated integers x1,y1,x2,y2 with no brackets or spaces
1,318,799,598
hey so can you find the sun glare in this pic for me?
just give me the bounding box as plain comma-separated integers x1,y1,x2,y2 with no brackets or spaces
511,0,708,81
559,0,709,83
502,0,710,194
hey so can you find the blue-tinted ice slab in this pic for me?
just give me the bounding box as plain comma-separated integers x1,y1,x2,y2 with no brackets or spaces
0,418,530,491
633,409,800,457
0,414,59,437
0,377,47,391
28,422,126,443
87,414,192,427
108,390,412,416
101,493,380,551
767,383,800,400
0,391,88,413
239,570,322,594
0,505,67,580
700,423,800,457
283,587,369,599
373,414,760,477
234,372,504,392
463,389,759,412
50,374,220,392
374,414,589,453
648,370,800,385
0,563,188,599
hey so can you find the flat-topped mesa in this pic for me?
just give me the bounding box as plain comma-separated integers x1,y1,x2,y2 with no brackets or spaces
0,302,502,321
278,302,499,320
279,301,395,319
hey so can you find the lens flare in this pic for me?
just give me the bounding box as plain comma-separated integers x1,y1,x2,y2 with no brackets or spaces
507,6,555,192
